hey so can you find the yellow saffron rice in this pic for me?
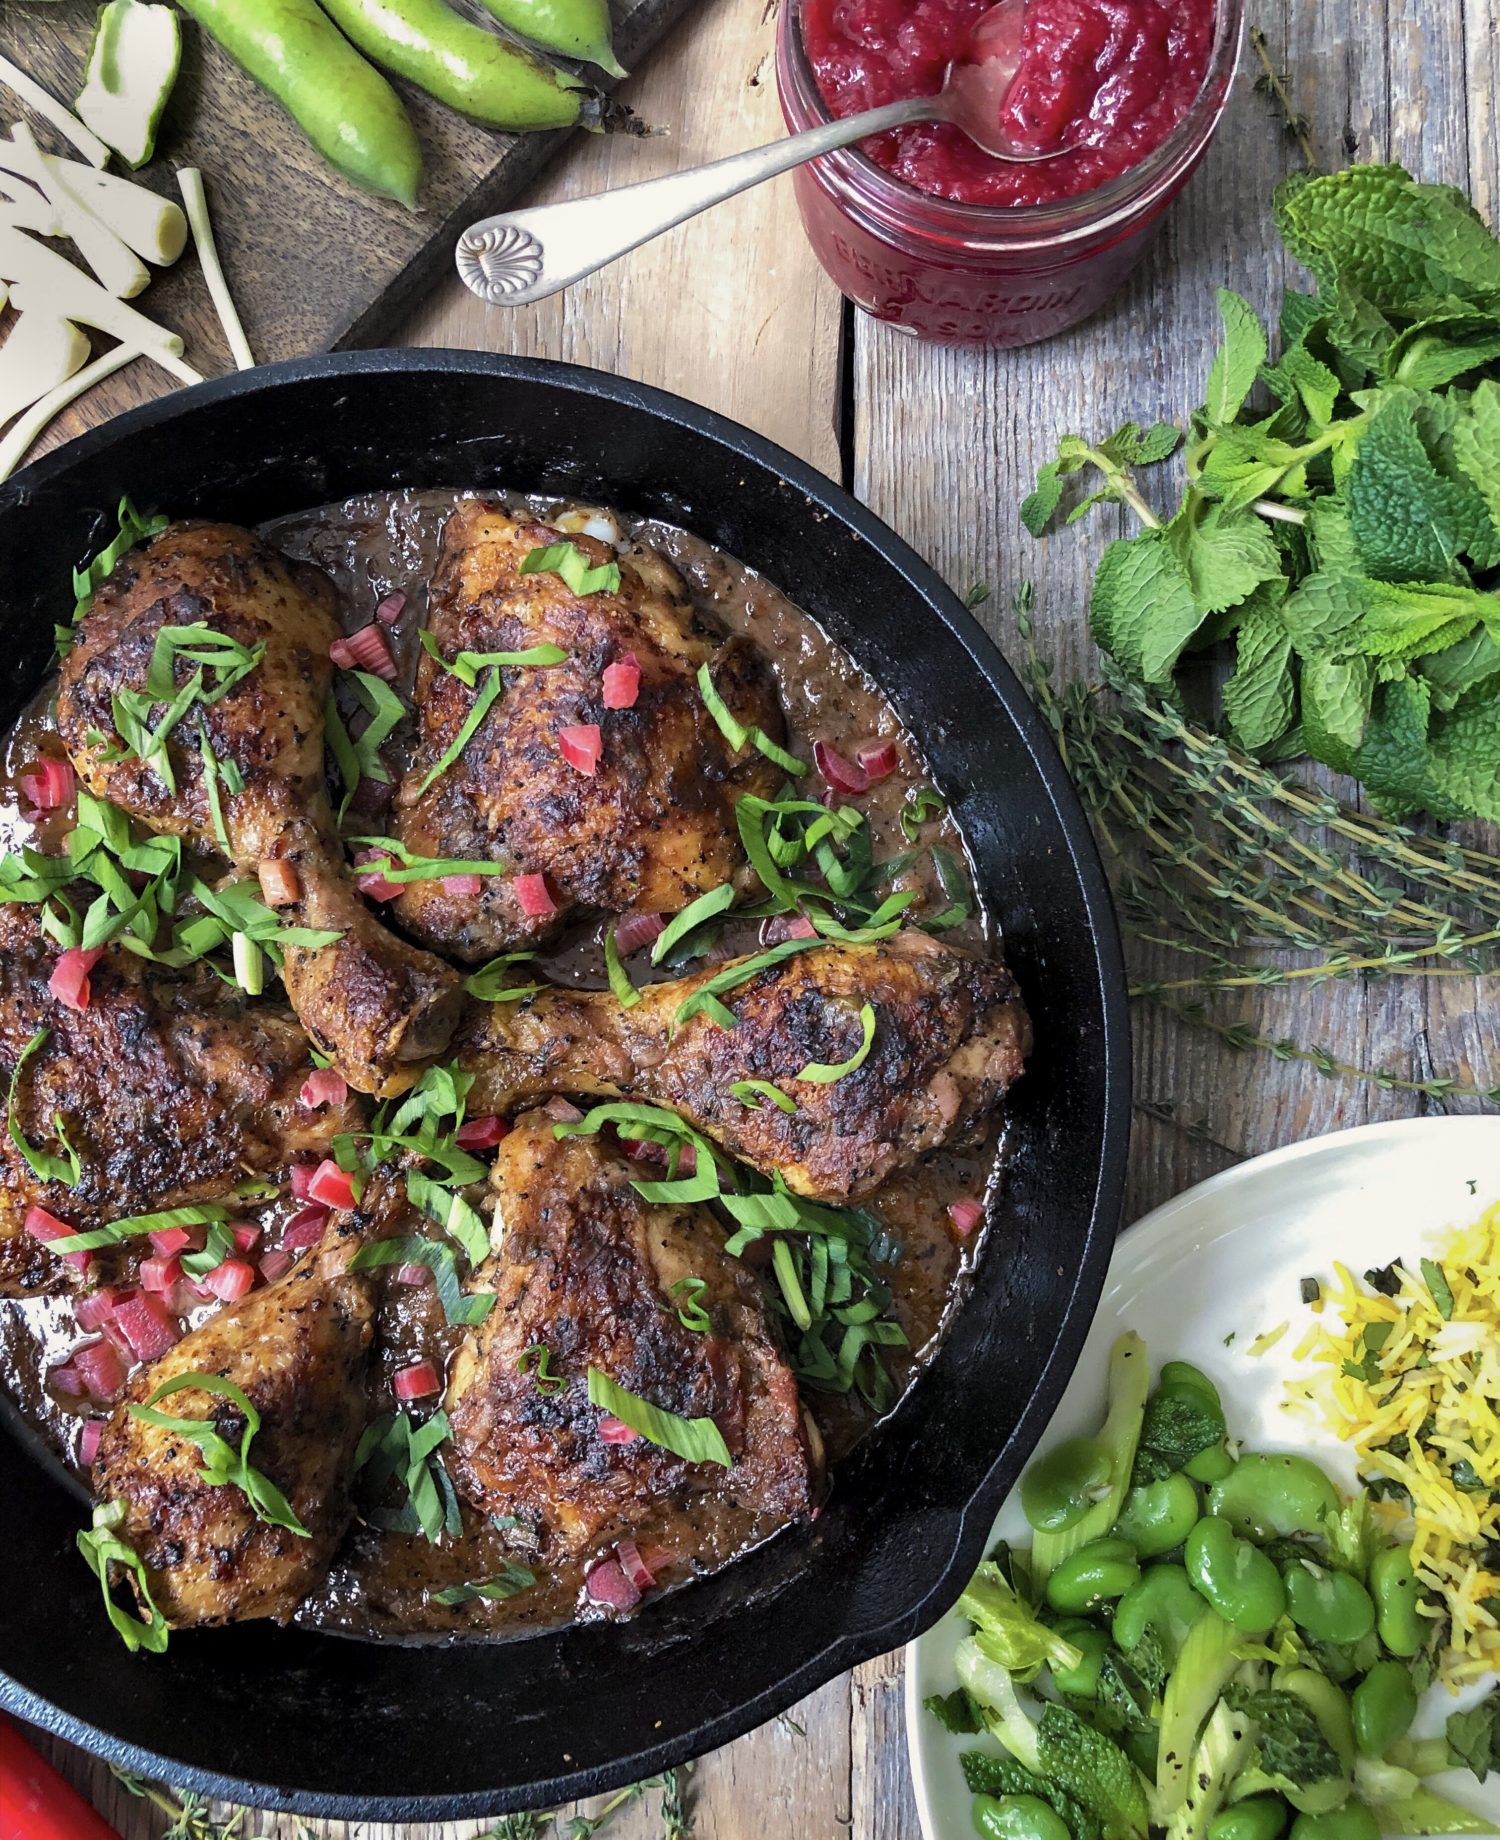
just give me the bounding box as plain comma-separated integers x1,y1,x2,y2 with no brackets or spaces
1287,1200,1500,1686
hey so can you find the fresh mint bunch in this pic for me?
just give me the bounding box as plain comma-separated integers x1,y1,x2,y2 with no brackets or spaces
1024,163,1500,823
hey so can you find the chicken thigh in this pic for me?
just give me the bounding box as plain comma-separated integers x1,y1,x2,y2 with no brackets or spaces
55,520,463,1096
92,1216,375,1628
392,501,786,958
458,931,1031,1203
445,1112,815,1562
0,904,360,1297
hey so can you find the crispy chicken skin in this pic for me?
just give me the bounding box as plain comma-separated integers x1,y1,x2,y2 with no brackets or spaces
445,1112,815,1562
392,501,786,959
92,1218,375,1628
54,520,463,1097
0,905,362,1297
458,931,1030,1203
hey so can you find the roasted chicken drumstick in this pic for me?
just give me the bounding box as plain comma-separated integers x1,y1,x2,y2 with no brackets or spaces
445,1111,816,1561
0,905,360,1297
55,520,463,1096
92,1215,375,1628
458,931,1030,1203
392,501,787,959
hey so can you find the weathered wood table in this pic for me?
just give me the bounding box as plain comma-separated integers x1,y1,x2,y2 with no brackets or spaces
30,0,1499,1830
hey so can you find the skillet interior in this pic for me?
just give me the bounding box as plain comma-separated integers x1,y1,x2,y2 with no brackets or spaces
0,350,1129,1820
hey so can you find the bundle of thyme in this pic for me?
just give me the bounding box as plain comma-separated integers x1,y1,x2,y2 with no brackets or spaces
111,1764,692,1840
1013,584,1500,1107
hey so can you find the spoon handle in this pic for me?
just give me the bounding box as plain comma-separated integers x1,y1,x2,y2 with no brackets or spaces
455,95,935,308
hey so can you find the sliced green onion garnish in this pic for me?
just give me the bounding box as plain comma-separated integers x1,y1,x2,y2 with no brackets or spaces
417,666,504,795
231,930,265,995
729,1079,796,1114
463,953,544,1002
77,1498,169,1654
650,882,735,965
518,541,620,597
347,836,510,884
901,786,947,841
46,1199,235,1256
349,1235,494,1326
432,1565,535,1605
796,1001,876,1084
129,1372,310,1536
419,628,568,689
407,1168,489,1267
604,925,642,1007
673,936,823,1028
353,1408,461,1543
7,1027,81,1187
518,1342,566,1395
696,662,806,775
772,1238,813,1331
670,1276,711,1332
555,1100,722,1205
587,1367,731,1468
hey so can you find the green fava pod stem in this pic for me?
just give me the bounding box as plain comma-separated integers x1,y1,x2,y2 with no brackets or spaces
318,0,598,131
176,0,423,206
476,0,627,77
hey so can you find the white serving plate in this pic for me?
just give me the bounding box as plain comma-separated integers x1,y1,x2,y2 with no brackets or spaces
906,1116,1500,1840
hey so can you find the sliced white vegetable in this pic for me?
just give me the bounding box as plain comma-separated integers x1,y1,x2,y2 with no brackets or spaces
0,342,139,483
76,0,181,169
177,168,253,371
0,177,61,238
7,123,148,298
0,226,200,381
0,146,188,264
0,311,89,427
0,53,109,168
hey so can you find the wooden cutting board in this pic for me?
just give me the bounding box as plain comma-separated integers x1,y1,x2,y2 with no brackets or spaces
0,0,700,451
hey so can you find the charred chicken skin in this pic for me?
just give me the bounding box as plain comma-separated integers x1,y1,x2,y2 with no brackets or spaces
392,501,786,959
92,1217,375,1628
54,520,463,1097
445,1112,815,1561
458,931,1030,1203
0,904,361,1297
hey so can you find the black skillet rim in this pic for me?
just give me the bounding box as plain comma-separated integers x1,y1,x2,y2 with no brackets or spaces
0,348,1130,1820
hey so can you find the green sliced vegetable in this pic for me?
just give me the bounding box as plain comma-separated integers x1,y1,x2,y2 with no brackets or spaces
129,1372,310,1536
795,1001,876,1083
586,1366,731,1468
75,0,180,166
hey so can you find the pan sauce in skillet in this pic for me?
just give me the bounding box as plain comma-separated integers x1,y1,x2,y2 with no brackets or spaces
0,489,1012,1642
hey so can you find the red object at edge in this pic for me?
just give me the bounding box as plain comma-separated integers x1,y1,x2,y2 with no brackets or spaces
0,1717,125,1840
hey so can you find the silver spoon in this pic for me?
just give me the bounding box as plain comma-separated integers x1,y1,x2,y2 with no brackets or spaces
456,0,1078,309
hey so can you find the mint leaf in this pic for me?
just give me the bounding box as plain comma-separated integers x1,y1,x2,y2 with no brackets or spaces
1354,676,1463,819
1204,290,1268,423
1281,570,1369,651
1426,677,1500,821
1346,394,1476,580
1388,311,1500,391
1455,379,1500,536
1301,652,1374,774
1090,531,1205,684
1167,501,1284,615
1222,603,1296,751
1275,165,1500,315
1420,625,1500,710
1021,458,1068,537
1346,578,1488,664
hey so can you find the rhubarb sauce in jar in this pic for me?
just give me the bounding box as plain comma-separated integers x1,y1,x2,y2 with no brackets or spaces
778,0,1242,346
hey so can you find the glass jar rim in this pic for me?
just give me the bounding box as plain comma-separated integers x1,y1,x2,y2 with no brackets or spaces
777,0,1247,249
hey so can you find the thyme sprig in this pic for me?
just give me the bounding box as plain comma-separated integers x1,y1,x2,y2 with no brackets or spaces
1013,584,1500,1105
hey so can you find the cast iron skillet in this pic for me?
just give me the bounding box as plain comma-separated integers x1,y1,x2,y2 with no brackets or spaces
0,350,1129,1821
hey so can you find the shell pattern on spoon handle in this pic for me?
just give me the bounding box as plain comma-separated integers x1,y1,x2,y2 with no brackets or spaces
455,95,937,308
